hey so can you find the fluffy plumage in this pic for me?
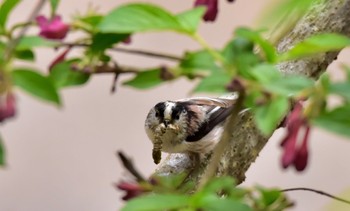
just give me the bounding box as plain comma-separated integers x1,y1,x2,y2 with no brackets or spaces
144,96,236,154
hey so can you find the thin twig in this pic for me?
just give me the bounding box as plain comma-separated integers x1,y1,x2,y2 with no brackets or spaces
117,151,146,182
4,0,47,61
59,42,182,62
282,187,350,206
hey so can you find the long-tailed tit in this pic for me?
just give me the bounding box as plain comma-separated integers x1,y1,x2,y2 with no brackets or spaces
145,96,236,163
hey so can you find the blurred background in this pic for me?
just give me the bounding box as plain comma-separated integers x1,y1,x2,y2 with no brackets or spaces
1,0,350,210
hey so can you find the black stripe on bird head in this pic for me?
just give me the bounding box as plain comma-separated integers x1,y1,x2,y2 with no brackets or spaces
154,102,166,121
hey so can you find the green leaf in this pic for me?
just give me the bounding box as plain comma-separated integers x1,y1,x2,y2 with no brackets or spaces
98,3,186,34
0,0,21,29
12,69,61,105
200,198,251,211
16,36,59,50
249,64,281,83
193,71,231,93
257,187,282,206
222,37,254,64
330,83,350,101
123,69,163,89
176,7,205,33
180,50,220,75
264,75,314,96
313,105,350,137
121,194,189,211
49,0,59,14
279,33,350,61
200,177,236,194
90,33,129,53
15,49,35,61
0,135,5,166
235,27,276,63
49,60,90,88
254,96,289,135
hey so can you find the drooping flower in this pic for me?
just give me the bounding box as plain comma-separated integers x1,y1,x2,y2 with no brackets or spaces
36,15,69,40
280,102,311,171
194,0,219,22
0,92,16,123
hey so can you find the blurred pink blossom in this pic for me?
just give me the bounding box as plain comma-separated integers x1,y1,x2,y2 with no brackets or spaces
36,15,69,40
194,0,218,22
0,92,16,123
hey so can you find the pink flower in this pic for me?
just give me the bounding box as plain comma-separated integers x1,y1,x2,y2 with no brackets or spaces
280,102,311,171
36,15,69,40
0,92,16,123
194,0,219,22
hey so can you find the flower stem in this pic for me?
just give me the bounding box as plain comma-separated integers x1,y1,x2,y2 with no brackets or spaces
192,33,226,65
4,0,47,62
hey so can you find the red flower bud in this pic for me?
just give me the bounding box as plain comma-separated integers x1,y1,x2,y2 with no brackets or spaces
280,101,311,171
294,126,310,171
36,15,69,40
49,47,72,71
116,181,146,201
194,0,219,22
0,92,16,122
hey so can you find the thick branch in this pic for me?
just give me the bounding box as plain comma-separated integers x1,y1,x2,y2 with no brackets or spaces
154,0,350,185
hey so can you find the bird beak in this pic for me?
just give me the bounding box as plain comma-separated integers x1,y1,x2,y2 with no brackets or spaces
164,119,170,127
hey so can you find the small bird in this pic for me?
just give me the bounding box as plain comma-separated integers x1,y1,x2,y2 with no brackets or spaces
145,96,236,163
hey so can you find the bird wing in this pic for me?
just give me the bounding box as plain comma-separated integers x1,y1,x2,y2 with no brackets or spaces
177,96,236,108
185,99,235,142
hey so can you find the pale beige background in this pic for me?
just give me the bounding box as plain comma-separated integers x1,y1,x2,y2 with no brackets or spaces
1,1,350,211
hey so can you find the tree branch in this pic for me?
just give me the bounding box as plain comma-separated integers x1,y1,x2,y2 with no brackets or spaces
153,0,350,186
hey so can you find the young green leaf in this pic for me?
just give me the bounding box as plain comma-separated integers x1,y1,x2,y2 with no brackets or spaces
264,75,314,96
279,33,350,61
0,135,5,166
313,105,350,138
12,69,61,105
249,64,281,83
254,95,289,135
180,50,220,75
123,69,163,89
49,60,90,88
329,83,350,102
0,0,21,30
98,3,184,33
49,0,60,15
193,71,231,93
199,198,251,211
16,36,59,50
235,27,277,63
90,33,130,53
176,7,205,33
257,187,282,207
15,49,35,61
121,194,190,211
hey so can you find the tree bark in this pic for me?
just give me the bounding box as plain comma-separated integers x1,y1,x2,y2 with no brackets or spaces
154,0,350,185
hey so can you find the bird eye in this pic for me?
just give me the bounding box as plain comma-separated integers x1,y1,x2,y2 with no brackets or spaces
175,114,180,120
155,111,159,117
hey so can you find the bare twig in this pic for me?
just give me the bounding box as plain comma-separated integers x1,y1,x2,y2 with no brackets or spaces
117,151,146,182
59,42,182,62
282,187,350,206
